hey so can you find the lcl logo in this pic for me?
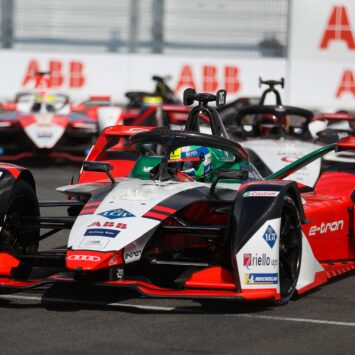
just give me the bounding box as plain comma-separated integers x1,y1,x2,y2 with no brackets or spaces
67,255,101,262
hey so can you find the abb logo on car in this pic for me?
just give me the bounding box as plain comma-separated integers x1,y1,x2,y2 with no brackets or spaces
67,255,101,262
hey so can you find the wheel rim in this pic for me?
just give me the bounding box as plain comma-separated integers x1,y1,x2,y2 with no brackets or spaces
279,204,302,298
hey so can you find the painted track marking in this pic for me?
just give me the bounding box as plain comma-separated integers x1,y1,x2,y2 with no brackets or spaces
231,314,355,327
1,294,355,327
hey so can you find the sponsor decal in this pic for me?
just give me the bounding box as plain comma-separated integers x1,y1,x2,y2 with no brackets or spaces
67,255,101,262
99,208,135,220
262,225,277,249
80,239,108,248
243,191,279,197
243,253,278,270
309,220,344,236
127,127,149,133
37,132,53,139
170,148,182,160
245,273,278,285
22,59,85,89
175,64,240,94
124,250,142,260
84,228,120,238
87,221,127,229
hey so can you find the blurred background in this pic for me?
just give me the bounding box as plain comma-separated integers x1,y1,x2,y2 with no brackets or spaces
0,0,353,109
1,0,288,57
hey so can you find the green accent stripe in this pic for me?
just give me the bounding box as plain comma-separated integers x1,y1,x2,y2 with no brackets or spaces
266,144,336,181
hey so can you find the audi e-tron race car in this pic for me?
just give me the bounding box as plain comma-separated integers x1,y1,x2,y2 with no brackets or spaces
0,89,354,306
225,78,329,187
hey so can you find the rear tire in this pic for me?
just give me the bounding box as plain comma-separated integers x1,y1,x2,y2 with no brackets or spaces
275,196,302,305
0,180,39,279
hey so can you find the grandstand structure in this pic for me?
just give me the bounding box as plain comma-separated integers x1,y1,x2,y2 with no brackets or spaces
0,0,289,58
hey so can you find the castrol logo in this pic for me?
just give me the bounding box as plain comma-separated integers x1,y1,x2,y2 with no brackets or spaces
67,255,101,262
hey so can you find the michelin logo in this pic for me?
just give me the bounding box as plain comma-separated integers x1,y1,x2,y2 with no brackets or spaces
245,273,278,285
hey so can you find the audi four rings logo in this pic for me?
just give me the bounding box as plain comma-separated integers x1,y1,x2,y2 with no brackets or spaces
67,255,101,262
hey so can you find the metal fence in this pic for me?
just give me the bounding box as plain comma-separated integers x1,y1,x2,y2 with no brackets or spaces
0,0,289,57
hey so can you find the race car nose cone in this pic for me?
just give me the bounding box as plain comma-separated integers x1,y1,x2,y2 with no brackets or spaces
66,250,122,271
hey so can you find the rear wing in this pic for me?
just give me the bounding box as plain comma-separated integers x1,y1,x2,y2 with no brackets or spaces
313,112,355,122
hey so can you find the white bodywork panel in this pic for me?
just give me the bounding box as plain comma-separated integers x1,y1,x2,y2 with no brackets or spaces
97,106,122,132
241,139,321,186
236,218,281,292
23,113,66,149
296,233,324,291
66,179,207,257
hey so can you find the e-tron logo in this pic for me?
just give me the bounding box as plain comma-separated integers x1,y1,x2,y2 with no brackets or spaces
67,255,101,262
309,220,344,236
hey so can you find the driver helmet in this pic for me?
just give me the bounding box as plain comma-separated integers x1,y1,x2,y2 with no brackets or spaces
258,114,279,135
169,146,212,181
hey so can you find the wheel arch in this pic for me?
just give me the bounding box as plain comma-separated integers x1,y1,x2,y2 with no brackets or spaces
17,170,36,192
0,165,37,228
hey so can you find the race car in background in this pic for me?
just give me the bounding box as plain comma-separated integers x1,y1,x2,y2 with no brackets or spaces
310,111,355,144
224,78,355,186
0,88,354,306
96,74,254,132
0,73,97,161
96,75,183,132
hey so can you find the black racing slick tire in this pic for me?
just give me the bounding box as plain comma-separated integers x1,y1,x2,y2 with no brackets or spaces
276,196,302,305
0,180,39,279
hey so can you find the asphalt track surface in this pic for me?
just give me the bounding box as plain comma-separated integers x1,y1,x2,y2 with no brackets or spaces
1,164,355,355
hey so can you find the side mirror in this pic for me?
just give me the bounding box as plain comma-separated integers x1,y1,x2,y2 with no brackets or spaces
216,89,226,107
210,169,249,195
183,88,196,106
82,161,115,184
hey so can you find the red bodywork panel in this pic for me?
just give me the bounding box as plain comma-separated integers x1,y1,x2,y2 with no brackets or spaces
301,171,355,261
0,163,23,178
78,125,154,183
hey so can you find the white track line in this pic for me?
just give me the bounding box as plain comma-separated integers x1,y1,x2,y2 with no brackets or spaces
233,314,355,327
2,294,355,327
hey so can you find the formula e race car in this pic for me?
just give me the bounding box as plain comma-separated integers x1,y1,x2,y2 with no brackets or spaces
310,111,355,144
224,78,346,187
0,89,354,305
0,74,96,161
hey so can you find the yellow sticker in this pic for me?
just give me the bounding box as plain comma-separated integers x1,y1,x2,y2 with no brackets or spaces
170,148,181,160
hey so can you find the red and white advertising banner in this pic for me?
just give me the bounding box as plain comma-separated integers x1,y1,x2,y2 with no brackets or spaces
288,0,355,110
0,51,285,103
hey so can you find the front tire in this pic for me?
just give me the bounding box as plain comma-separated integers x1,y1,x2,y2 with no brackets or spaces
0,180,39,279
276,196,302,305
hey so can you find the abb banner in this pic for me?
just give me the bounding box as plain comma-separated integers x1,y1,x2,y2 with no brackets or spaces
288,0,355,109
0,51,285,103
